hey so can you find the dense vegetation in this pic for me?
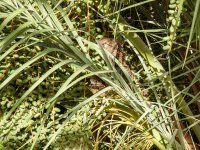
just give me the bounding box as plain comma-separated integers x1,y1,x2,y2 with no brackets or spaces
0,0,200,149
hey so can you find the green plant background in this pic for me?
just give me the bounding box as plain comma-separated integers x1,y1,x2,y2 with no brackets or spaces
0,0,200,149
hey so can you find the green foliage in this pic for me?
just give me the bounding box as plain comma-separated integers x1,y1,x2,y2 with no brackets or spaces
0,0,200,150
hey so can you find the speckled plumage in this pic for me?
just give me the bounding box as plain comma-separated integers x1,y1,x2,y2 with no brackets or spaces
89,38,133,95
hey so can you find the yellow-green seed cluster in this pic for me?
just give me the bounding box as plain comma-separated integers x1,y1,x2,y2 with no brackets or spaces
163,0,185,51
